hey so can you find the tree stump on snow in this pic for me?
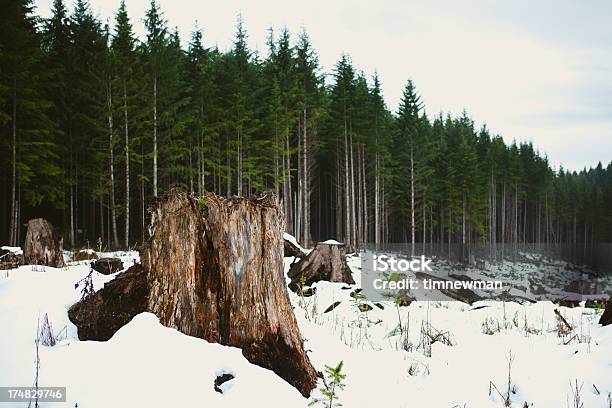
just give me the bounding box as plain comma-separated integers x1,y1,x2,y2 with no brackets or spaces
23,218,65,268
69,188,318,397
287,241,354,292
600,302,612,326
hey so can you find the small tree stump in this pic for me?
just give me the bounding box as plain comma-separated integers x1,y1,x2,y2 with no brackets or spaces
287,241,354,292
91,258,123,275
23,218,65,267
69,188,318,397
600,302,612,326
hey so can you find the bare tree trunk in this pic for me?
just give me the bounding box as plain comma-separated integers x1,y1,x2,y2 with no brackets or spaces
302,108,310,246
124,81,130,249
502,180,506,260
107,79,119,249
410,147,415,257
349,124,356,248
344,115,350,247
362,145,368,245
153,76,158,197
9,79,17,246
70,184,75,248
374,152,380,248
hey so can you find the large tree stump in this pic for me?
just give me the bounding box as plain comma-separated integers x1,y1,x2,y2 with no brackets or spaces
23,218,65,267
287,241,354,292
69,189,318,397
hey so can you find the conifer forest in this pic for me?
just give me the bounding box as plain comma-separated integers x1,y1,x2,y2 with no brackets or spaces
2,0,611,260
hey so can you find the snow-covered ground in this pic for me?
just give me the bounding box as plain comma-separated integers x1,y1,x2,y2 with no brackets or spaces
1,246,611,407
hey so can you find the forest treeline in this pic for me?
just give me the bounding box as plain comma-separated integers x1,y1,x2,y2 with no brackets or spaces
1,0,611,253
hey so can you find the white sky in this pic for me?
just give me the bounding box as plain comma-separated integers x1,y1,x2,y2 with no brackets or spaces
34,0,612,171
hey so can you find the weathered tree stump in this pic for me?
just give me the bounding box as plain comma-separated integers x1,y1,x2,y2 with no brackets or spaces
23,218,65,267
91,257,123,275
284,235,305,258
287,241,354,292
68,188,318,397
600,302,612,326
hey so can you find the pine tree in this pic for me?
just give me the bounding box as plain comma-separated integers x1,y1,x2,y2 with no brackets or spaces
1,0,63,245
111,0,137,248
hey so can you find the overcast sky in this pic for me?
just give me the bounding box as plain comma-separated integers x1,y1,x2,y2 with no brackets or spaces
34,0,612,171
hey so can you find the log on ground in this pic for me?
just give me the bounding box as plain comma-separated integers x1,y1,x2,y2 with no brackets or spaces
287,242,354,292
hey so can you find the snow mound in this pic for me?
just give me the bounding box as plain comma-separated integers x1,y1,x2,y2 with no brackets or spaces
319,239,343,245
0,262,304,408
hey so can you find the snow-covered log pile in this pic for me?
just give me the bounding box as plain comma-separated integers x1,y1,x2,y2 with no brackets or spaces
287,241,354,292
23,218,65,267
68,188,318,397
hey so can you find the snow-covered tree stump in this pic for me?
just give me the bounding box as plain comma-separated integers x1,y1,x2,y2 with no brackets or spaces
23,218,65,267
287,241,354,292
69,188,318,397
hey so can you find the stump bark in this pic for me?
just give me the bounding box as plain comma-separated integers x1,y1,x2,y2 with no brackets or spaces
69,188,318,397
23,218,65,267
287,242,354,292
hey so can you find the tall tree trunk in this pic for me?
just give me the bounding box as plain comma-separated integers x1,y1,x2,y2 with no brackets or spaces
153,75,158,197
9,79,17,247
107,79,119,249
302,108,310,246
344,115,350,247
410,147,415,257
374,152,380,248
502,180,506,260
124,81,130,249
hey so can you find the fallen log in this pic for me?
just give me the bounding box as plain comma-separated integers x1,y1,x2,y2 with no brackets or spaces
23,218,65,267
69,188,318,397
287,241,354,292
